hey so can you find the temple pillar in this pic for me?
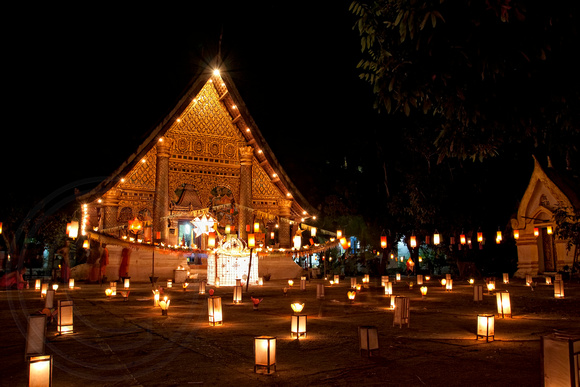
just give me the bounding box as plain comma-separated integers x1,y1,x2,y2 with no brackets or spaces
278,199,293,248
153,138,171,243
167,219,179,247
238,146,254,241
101,189,120,232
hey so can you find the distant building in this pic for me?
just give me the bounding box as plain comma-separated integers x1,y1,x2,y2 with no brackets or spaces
512,157,578,277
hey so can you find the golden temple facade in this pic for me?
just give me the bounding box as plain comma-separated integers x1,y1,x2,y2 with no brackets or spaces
79,67,316,249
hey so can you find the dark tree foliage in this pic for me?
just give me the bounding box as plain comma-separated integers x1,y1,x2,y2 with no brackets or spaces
343,0,580,260
350,0,580,164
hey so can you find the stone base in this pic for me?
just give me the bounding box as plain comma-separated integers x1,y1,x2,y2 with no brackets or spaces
258,253,302,280
71,245,188,282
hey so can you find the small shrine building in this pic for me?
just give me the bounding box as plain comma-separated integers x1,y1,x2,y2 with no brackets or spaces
511,157,579,277
77,65,322,282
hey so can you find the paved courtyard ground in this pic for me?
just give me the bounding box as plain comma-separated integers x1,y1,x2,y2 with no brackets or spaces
1,275,579,386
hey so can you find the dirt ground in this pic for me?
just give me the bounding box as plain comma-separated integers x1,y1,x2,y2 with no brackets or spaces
1,275,579,386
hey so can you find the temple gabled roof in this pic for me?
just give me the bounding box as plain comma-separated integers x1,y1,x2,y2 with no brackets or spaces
79,63,317,220
512,155,579,229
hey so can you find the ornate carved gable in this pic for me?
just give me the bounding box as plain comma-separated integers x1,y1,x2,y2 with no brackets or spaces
252,157,284,202
80,66,317,236
165,81,246,157
122,148,157,191
163,80,247,207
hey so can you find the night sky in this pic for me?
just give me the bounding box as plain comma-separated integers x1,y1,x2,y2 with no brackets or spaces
5,1,376,206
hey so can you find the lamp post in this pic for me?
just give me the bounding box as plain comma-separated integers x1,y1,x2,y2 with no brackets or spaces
246,234,255,292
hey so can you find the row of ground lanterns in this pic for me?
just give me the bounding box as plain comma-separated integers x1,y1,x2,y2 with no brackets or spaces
23,273,577,384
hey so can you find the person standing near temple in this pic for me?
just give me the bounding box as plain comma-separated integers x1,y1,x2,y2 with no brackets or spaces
99,243,109,283
119,247,131,279
88,241,100,283
56,240,70,283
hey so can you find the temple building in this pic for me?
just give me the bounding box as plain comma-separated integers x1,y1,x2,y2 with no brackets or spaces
77,66,322,282
511,156,579,277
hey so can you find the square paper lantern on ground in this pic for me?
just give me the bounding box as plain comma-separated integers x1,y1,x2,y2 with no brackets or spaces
57,300,74,335
45,290,55,309
316,284,325,299
233,285,243,304
291,315,307,339
300,276,306,291
503,273,509,284
351,277,357,288
208,296,223,326
525,274,532,286
381,276,389,287
496,291,512,318
199,280,206,295
393,297,410,328
124,278,130,289
384,282,393,295
541,332,580,387
417,275,423,285
395,273,401,281
35,279,42,291
26,315,47,360
68,278,75,290
474,285,483,302
388,295,396,310
445,279,453,292
254,336,276,374
359,326,379,357
333,275,339,284
476,314,495,342
40,283,48,298
554,280,565,298
28,354,52,387
545,276,552,285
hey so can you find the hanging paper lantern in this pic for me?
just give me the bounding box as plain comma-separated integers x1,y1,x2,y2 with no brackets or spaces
477,232,483,243
513,229,520,239
293,235,302,250
534,227,540,237
128,217,142,232
410,235,417,248
208,232,216,248
460,234,466,245
380,236,387,249
433,232,440,245
496,230,502,244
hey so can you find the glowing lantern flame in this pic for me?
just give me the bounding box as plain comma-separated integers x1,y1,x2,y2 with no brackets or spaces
290,303,304,313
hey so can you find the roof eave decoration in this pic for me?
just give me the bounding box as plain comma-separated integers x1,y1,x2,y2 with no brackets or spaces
218,71,317,219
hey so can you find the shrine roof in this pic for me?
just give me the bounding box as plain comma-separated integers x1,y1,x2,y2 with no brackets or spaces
78,63,317,220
